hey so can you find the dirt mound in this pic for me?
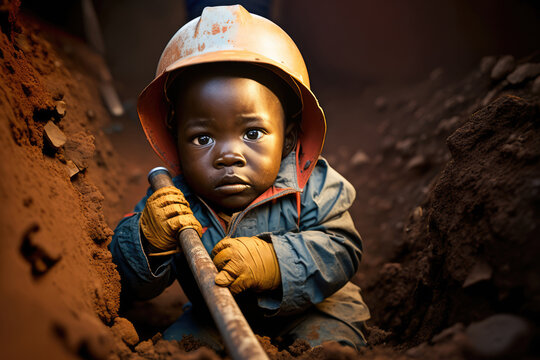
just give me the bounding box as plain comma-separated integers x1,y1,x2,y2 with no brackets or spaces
368,95,539,351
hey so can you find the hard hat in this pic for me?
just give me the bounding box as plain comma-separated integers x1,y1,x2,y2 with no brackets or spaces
137,5,326,188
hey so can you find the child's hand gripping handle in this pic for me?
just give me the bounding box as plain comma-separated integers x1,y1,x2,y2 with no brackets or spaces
147,167,269,360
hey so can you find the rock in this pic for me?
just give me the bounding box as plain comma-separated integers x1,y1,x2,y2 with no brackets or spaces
444,95,465,110
463,261,493,288
111,317,139,346
65,160,79,178
465,314,531,359
43,121,67,149
374,96,388,111
86,109,96,120
432,323,465,344
406,155,429,171
507,63,540,84
135,340,155,356
436,116,461,133
350,151,370,166
480,56,497,74
55,100,67,117
412,206,423,221
395,137,415,154
532,76,540,94
491,55,515,80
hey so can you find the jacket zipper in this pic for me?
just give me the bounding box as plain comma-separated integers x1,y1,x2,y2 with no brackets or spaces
226,188,299,236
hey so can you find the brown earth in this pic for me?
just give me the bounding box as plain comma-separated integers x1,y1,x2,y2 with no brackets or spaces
1,2,539,360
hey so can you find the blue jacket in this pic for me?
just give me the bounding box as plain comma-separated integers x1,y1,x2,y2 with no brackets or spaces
109,151,370,330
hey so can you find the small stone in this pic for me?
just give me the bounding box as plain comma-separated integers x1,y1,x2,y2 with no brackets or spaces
412,206,423,221
111,317,139,346
444,95,465,110
55,100,67,117
350,151,370,166
65,160,79,178
151,332,163,344
374,96,388,111
135,340,155,355
507,63,540,84
86,109,96,120
437,116,461,133
465,314,531,358
395,138,415,154
14,34,31,53
43,121,67,148
480,56,497,74
406,155,429,171
491,55,515,80
463,261,493,288
532,76,540,94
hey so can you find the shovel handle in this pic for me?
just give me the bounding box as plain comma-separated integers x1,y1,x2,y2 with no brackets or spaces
147,167,269,360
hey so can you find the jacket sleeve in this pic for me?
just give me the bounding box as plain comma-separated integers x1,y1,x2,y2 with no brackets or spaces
260,158,363,315
108,189,176,301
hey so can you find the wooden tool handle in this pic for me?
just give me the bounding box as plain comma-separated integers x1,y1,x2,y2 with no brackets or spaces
147,167,269,360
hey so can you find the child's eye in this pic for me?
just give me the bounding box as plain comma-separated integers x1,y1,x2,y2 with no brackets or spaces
243,129,264,141
192,135,214,146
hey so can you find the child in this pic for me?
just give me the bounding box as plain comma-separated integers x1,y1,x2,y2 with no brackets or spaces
110,5,370,350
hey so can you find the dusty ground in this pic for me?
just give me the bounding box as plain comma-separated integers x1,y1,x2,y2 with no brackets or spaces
1,2,539,359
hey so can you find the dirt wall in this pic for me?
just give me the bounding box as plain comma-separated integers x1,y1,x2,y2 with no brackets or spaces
0,5,123,359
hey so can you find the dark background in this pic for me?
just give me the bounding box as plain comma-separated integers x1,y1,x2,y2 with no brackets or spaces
23,0,540,99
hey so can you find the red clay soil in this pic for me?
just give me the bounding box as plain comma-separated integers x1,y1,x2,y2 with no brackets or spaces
1,2,539,359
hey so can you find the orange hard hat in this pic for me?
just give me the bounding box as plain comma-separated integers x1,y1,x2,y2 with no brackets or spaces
138,5,326,188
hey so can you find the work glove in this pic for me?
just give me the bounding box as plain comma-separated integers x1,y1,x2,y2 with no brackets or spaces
211,236,281,295
140,186,202,252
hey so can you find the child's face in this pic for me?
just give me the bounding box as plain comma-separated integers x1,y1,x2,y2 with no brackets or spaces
173,74,289,213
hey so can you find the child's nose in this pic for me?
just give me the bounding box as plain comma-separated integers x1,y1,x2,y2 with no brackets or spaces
214,146,246,168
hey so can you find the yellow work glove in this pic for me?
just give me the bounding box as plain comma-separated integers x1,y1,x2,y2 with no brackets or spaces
140,186,202,251
211,237,281,295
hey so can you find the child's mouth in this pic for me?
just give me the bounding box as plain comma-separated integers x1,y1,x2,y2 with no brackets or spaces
214,183,250,195
215,175,250,195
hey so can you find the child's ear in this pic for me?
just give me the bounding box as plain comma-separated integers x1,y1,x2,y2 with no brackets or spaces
282,121,298,158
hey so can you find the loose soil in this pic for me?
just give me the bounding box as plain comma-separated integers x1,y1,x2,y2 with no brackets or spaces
1,3,538,359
